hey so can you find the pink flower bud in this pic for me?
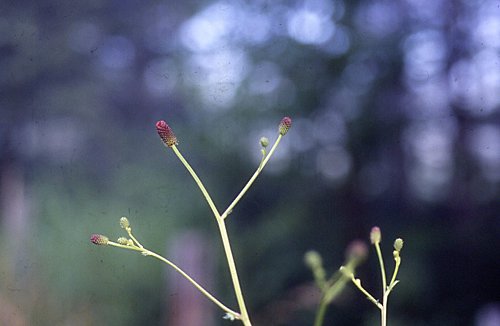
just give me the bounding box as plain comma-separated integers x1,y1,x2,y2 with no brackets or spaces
156,120,178,147
346,240,368,261
370,226,381,244
90,234,109,245
279,117,292,135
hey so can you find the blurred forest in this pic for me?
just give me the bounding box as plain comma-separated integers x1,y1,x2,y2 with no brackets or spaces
0,0,499,325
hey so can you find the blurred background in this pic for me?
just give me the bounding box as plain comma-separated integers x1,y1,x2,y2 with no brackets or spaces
1,0,499,325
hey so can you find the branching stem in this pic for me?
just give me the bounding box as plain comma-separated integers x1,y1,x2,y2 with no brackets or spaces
349,274,382,310
170,145,252,326
374,242,388,326
221,134,283,220
107,241,240,319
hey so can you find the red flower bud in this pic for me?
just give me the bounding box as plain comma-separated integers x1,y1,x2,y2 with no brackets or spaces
90,234,109,245
156,120,178,147
279,117,292,136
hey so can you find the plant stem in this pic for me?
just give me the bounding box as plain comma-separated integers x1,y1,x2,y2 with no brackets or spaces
125,227,143,249
217,219,251,326
313,270,352,326
171,146,221,220
382,290,388,326
314,298,328,326
349,275,383,310
221,134,283,220
374,242,387,326
381,254,401,325
107,241,240,319
170,145,252,325
389,256,401,287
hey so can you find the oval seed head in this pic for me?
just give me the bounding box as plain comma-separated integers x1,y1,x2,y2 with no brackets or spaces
156,120,178,147
119,216,130,229
90,234,109,245
394,238,404,252
279,117,292,135
370,226,381,244
260,137,269,148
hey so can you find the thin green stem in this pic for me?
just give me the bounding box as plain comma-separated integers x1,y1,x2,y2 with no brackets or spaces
125,227,143,249
349,274,382,310
313,270,351,326
382,292,388,326
389,256,401,288
312,266,327,291
171,145,221,220
217,219,251,326
107,241,240,319
221,134,283,220
324,274,349,304
374,242,387,293
381,253,402,325
259,149,266,167
374,242,387,326
313,298,328,326
168,145,251,326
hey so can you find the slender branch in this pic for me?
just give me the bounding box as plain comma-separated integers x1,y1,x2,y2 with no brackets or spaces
349,275,382,310
125,227,143,249
168,145,252,325
323,274,349,304
374,242,387,326
314,269,351,326
107,241,240,319
314,298,329,326
221,134,283,220
374,242,387,293
171,145,221,220
389,256,401,288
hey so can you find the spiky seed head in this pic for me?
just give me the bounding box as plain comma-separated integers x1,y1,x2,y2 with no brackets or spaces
370,226,381,244
156,120,178,147
90,234,109,245
279,117,292,135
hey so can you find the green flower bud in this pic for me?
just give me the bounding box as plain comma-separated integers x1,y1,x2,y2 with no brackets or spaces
120,217,130,229
260,137,269,148
304,250,322,269
117,237,129,245
394,238,404,252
